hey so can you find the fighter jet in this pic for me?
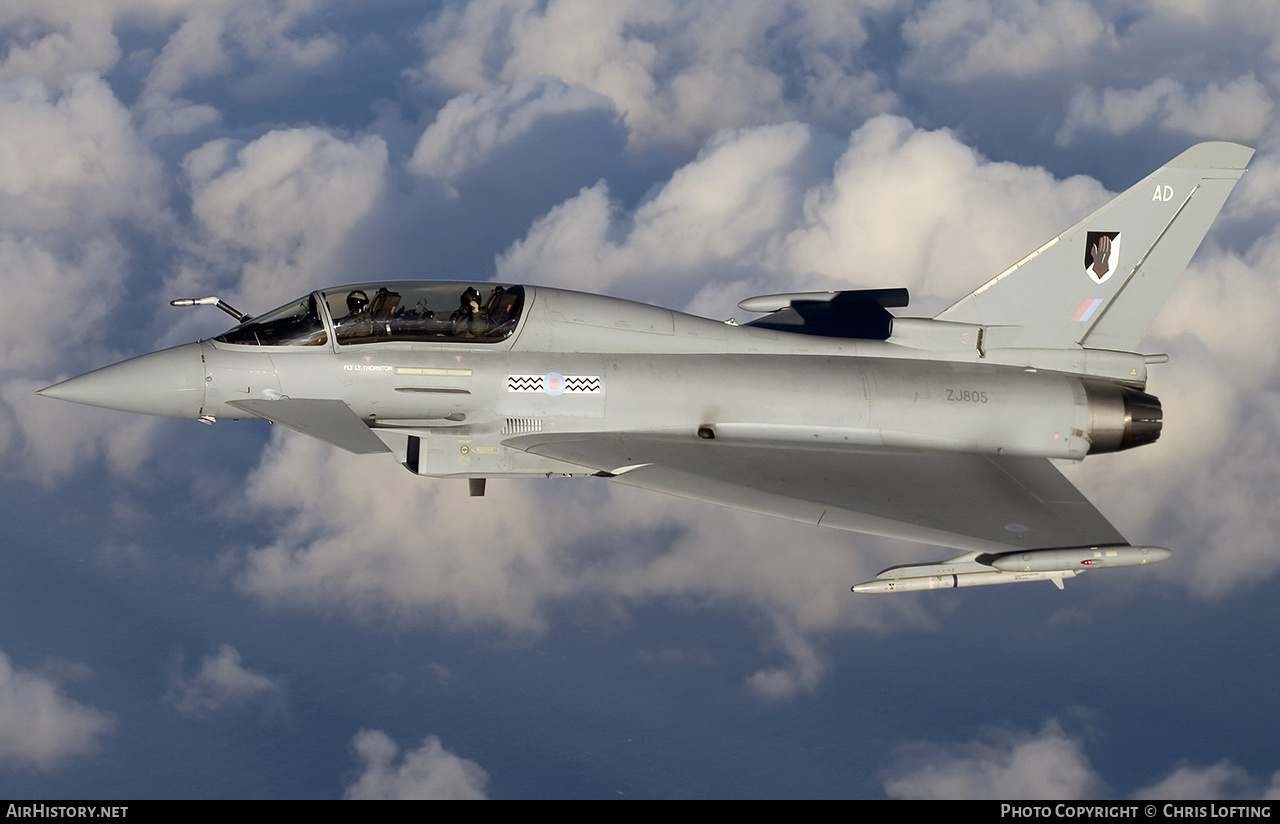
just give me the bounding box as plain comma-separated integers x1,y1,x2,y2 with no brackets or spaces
39,142,1253,594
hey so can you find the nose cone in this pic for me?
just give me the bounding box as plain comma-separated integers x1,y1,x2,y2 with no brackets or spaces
38,341,206,418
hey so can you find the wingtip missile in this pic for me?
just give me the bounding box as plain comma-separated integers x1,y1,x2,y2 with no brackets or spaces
852,569,1080,593
852,546,1171,594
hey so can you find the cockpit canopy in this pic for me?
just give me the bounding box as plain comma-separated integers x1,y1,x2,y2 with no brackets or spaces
215,282,525,347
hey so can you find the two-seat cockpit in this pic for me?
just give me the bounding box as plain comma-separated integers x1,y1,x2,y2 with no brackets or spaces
214,282,525,347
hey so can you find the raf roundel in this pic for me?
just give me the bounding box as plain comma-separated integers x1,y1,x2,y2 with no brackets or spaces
506,373,603,395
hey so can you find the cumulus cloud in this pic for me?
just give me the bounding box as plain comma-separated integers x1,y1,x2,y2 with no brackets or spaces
142,0,343,99
744,624,828,701
0,0,199,27
234,423,922,694
885,720,1280,800
236,434,585,633
883,720,1103,799
887,2,1280,162
0,73,161,232
777,116,1110,301
171,644,283,714
498,120,830,306
0,649,114,772
0,65,167,485
390,0,1280,171
0,16,120,85
1057,75,1274,145
902,0,1115,82
0,235,128,372
411,0,897,152
409,76,616,183
141,7,228,98
1133,761,1280,800
345,729,488,800
1,378,158,486
237,429,898,639
1065,365,1280,600
181,127,388,309
499,115,1109,313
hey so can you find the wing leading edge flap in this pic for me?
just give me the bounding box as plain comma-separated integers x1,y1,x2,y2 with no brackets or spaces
506,432,1126,553
227,398,390,454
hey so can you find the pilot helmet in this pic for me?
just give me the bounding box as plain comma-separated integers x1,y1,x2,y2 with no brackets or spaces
346,290,369,314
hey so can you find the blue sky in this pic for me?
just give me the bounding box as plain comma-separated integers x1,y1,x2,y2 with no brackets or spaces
1,0,1279,799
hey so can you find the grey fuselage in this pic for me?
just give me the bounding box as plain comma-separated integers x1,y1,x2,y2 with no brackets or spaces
184,284,1152,478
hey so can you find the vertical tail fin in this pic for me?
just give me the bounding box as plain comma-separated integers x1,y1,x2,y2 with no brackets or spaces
937,142,1253,352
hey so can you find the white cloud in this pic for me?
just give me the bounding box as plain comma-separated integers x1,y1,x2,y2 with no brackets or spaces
182,127,388,309
888,1,1280,160
0,16,121,85
778,115,1110,301
885,721,1280,800
0,234,128,371
0,649,114,772
0,74,161,232
1062,79,1184,141
744,623,828,701
0,73,166,483
142,7,232,99
142,0,342,99
496,180,617,292
1,377,158,486
222,0,342,74
1133,761,1273,800
902,0,1114,82
883,720,1103,799
1058,75,1274,145
1223,150,1280,220
409,76,616,182
412,0,896,152
0,0,202,27
499,115,1110,311
171,644,283,714
1159,76,1273,141
592,492,914,638
345,729,488,800
1057,351,1280,601
233,426,923,695
235,434,583,633
136,96,221,141
498,120,824,303
1165,242,1280,391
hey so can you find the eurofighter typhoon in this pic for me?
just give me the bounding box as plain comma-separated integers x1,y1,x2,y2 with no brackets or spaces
40,143,1253,594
